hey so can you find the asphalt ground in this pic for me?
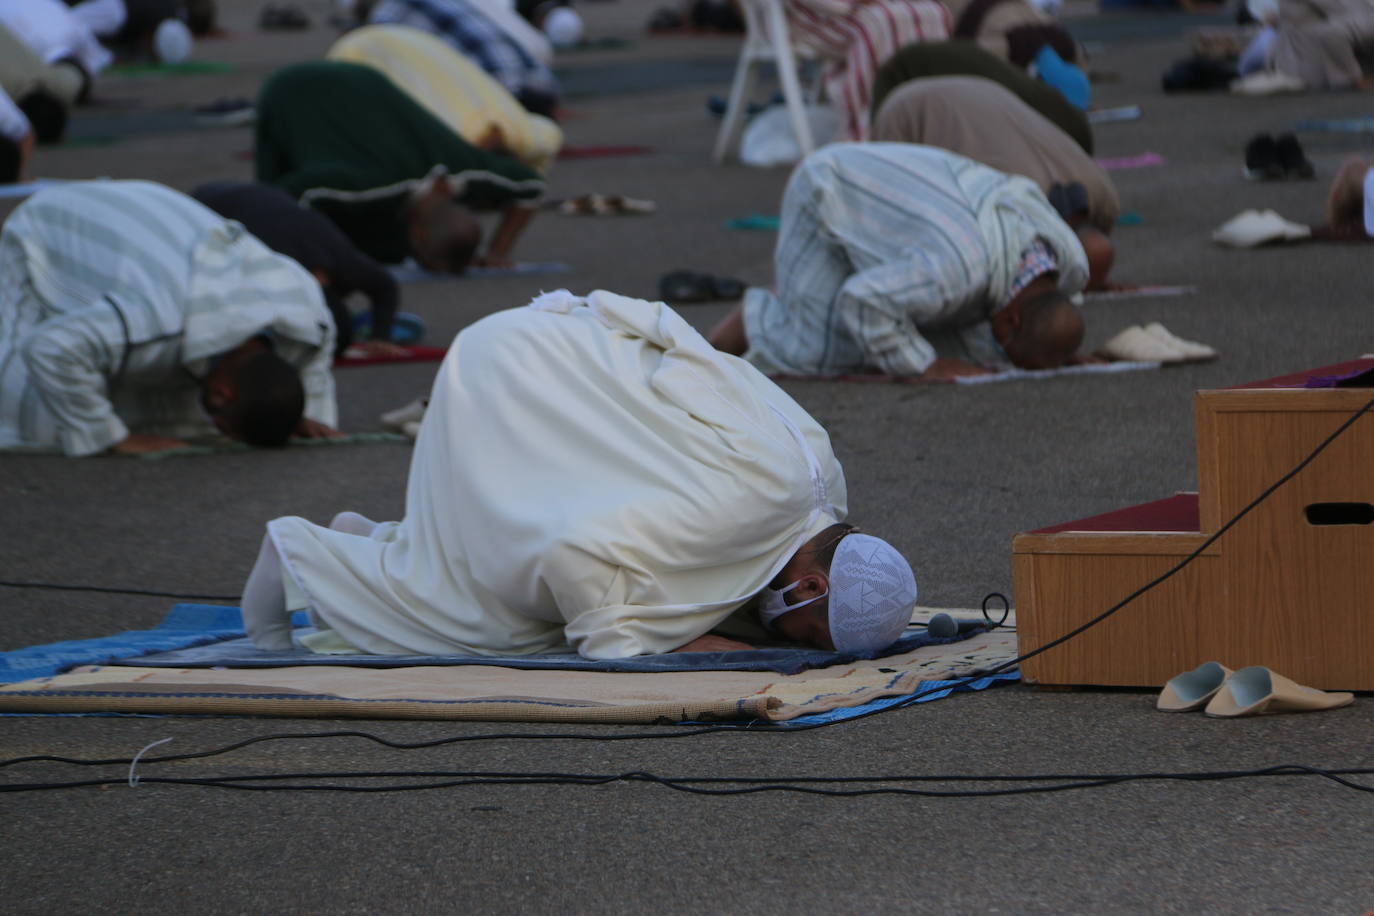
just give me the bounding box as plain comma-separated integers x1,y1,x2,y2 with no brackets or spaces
2,1,1373,912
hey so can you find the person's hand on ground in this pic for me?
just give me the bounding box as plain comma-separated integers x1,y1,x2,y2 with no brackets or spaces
672,635,755,653
918,358,993,381
296,418,345,440
1067,352,1110,366
110,433,191,455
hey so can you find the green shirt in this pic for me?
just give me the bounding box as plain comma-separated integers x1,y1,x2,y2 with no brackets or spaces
255,61,545,264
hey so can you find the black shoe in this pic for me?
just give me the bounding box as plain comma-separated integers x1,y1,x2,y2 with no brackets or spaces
1244,133,1284,180
1275,132,1316,179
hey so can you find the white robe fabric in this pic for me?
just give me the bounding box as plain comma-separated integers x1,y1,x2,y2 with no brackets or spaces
269,290,847,659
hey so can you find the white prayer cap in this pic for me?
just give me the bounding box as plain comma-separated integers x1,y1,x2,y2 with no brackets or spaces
828,534,917,656
154,18,193,64
543,7,584,48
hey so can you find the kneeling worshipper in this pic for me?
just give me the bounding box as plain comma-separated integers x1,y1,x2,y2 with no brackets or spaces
241,289,919,660
0,180,340,457
872,76,1119,233
1232,0,1374,92
360,0,561,117
869,39,1092,152
192,180,402,356
0,0,114,99
708,144,1108,380
0,23,84,132
254,60,546,272
782,0,951,141
327,23,562,173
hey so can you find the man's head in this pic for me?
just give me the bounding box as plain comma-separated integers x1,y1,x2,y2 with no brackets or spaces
201,343,305,447
764,524,918,656
406,175,482,275
0,136,20,185
992,287,1084,370
1077,226,1115,291
187,0,218,35
18,89,68,144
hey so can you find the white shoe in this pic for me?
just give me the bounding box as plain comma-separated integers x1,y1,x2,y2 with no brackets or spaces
1099,325,1182,363
1212,208,1311,247
400,420,422,440
1230,70,1306,95
1142,322,1218,361
380,397,427,431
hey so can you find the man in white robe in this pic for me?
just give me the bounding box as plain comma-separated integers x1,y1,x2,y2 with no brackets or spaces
243,289,918,660
0,180,339,456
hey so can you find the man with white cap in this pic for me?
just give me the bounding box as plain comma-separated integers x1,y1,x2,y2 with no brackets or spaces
241,289,918,659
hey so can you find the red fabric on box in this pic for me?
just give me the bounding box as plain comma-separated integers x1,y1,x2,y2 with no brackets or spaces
1224,358,1374,390
334,345,448,368
1030,493,1200,534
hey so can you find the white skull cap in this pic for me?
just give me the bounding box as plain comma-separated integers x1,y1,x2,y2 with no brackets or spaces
154,18,193,64
828,533,917,656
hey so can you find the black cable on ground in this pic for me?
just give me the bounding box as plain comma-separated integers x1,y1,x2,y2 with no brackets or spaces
0,394,1369,796
2,763,1373,798
0,580,239,601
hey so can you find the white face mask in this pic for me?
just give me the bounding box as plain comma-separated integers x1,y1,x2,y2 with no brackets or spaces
758,579,827,626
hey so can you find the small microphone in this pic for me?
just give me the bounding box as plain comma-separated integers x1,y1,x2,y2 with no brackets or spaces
926,613,990,639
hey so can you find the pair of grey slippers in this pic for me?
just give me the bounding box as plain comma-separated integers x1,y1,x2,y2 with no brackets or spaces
1157,662,1353,717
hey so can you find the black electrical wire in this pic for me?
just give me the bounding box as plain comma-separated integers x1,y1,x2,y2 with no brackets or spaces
3,764,1373,797
0,580,239,601
1,393,1370,797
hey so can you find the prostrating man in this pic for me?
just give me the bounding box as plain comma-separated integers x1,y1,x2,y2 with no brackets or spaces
192,180,402,356
327,23,562,173
870,40,1092,152
242,289,919,660
0,181,340,457
708,144,1102,380
872,76,1119,233
0,0,114,97
1232,0,1374,92
255,61,546,271
0,23,84,132
360,0,561,117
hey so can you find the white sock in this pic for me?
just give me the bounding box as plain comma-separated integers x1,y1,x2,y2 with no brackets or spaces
241,535,295,651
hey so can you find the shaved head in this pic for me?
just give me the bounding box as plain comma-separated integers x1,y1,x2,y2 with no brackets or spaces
1002,290,1084,369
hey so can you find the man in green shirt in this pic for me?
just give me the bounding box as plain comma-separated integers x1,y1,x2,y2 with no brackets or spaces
255,60,546,272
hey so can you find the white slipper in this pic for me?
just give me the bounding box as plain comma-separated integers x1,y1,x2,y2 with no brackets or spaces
1230,70,1306,95
1212,209,1311,248
1099,325,1181,362
1143,322,1218,362
380,397,427,431
400,420,422,440
1203,666,1354,717
1157,661,1234,712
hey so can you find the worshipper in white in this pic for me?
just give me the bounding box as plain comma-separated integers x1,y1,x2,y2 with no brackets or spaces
241,289,919,660
0,0,114,89
0,180,340,457
708,143,1106,380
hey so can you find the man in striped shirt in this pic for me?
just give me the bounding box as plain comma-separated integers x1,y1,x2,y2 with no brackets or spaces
0,180,340,456
709,143,1101,380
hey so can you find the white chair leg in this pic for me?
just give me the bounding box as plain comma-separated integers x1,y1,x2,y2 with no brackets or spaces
713,54,762,163
762,0,815,157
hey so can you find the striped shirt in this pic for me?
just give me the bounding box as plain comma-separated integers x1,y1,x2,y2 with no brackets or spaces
369,0,559,100
742,143,1088,377
0,180,336,456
